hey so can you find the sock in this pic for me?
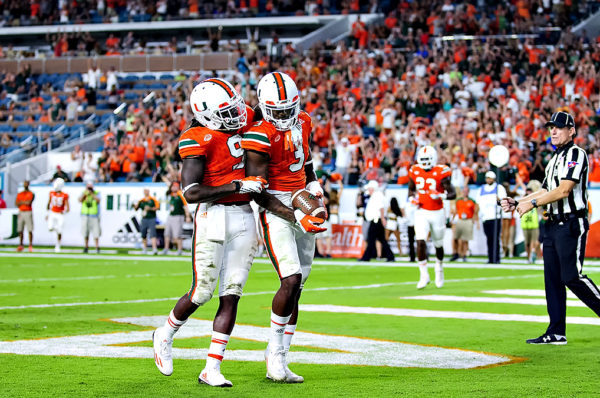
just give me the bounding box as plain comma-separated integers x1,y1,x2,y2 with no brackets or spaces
418,260,428,278
270,311,291,349
282,324,297,352
435,258,443,272
206,331,230,371
163,310,186,339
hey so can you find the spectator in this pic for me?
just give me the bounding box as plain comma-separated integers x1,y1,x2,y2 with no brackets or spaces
134,187,159,255
450,185,479,262
79,182,101,253
52,165,71,182
359,180,394,262
15,181,35,252
477,171,507,264
163,182,189,255
385,197,403,256
520,183,542,263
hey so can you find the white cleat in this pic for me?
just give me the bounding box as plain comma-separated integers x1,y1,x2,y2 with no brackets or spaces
152,327,173,376
54,244,60,253
265,346,287,382
198,368,233,387
416,275,430,289
435,267,444,288
266,350,304,383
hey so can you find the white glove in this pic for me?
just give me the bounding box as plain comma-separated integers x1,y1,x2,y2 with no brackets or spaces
305,181,324,198
238,176,267,194
429,191,447,201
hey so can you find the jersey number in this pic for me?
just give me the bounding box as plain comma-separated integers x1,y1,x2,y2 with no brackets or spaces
227,136,244,170
289,145,305,173
415,177,437,191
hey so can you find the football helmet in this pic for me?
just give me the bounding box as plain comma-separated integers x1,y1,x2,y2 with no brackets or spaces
189,78,247,131
53,177,65,192
416,146,438,170
257,72,300,131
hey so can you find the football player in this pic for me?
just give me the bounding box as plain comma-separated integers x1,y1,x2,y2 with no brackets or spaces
408,146,456,289
152,78,267,387
242,72,327,383
47,177,69,253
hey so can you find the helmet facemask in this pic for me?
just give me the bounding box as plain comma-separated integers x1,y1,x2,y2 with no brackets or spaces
260,99,299,131
202,95,247,131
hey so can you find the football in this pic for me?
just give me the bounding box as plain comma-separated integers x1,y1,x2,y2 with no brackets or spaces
291,189,327,219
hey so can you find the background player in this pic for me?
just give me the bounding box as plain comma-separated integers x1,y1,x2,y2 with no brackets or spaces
152,78,266,387
242,71,326,383
408,146,456,289
47,178,69,253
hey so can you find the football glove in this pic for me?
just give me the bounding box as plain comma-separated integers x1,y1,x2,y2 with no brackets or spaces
294,209,327,234
429,191,447,201
237,176,268,194
305,181,324,198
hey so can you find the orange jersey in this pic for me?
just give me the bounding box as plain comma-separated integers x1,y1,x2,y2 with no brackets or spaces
16,190,34,211
177,106,254,204
455,197,476,220
49,191,69,213
408,164,452,211
241,111,312,192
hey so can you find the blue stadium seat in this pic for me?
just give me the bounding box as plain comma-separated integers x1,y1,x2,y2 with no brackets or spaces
124,75,139,81
96,103,110,110
0,124,13,132
149,83,167,89
159,74,174,80
142,176,153,182
134,83,148,90
37,124,51,132
41,94,52,102
16,125,33,132
142,74,155,80
12,114,24,121
124,92,139,100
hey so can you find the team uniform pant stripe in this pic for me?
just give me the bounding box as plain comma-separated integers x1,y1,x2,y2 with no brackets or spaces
260,212,282,278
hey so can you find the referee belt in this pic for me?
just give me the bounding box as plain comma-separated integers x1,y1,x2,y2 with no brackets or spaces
546,209,586,224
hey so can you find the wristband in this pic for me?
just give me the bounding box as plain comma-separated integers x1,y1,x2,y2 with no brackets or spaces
182,183,199,195
233,181,241,192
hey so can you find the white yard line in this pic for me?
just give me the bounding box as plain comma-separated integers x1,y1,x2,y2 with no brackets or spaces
399,294,585,307
300,304,600,326
484,289,578,299
0,272,190,284
0,274,539,310
0,293,17,297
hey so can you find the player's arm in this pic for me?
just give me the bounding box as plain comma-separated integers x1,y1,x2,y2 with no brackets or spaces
65,198,70,213
180,156,240,204
304,151,324,198
441,177,456,200
46,196,51,210
408,177,416,197
244,149,295,223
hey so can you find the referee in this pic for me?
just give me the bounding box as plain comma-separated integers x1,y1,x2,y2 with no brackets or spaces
501,111,600,345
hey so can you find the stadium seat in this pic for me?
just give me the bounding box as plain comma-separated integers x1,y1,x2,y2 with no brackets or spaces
96,103,110,110
159,74,174,80
37,124,51,132
0,125,13,132
124,92,139,100
142,74,155,80
124,75,139,81
16,125,33,132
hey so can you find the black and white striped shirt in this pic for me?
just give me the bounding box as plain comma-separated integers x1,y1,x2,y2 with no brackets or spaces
541,141,588,216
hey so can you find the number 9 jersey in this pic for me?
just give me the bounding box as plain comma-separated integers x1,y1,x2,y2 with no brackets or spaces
241,110,313,192
408,164,452,211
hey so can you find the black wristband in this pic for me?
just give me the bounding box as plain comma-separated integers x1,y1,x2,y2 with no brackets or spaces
234,181,241,192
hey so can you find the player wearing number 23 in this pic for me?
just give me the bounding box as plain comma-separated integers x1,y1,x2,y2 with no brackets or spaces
242,71,326,384
408,146,456,290
152,78,267,388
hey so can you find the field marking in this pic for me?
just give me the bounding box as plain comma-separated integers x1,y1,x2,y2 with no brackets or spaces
0,274,539,310
484,289,578,299
300,304,600,326
0,316,515,369
2,252,600,270
0,272,190,284
399,294,586,307
0,293,17,297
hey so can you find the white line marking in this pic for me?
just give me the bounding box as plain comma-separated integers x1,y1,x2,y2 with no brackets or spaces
484,289,577,299
0,274,539,310
399,295,586,307
0,272,190,284
0,316,512,369
1,252,600,270
300,304,600,326
0,293,16,297
50,296,81,300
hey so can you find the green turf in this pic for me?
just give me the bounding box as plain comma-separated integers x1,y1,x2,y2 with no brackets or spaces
1,253,600,397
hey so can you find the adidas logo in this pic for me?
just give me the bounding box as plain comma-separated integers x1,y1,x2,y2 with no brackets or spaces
112,216,142,244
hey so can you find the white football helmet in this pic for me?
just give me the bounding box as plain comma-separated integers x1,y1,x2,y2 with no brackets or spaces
257,72,300,131
53,177,65,192
416,146,438,170
189,78,247,131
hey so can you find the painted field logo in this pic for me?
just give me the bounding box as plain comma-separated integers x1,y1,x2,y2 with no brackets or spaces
0,316,516,369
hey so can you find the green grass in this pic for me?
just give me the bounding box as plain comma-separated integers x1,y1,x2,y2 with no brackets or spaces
1,253,600,397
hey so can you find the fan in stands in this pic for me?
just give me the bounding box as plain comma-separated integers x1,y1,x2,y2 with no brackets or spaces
291,189,327,220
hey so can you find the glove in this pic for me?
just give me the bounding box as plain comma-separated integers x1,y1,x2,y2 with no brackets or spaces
237,177,267,194
295,209,327,234
305,181,324,198
429,191,447,201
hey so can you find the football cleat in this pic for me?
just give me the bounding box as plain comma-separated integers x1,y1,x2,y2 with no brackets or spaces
265,346,287,382
17,245,23,252
198,368,233,387
526,334,567,345
152,327,173,376
266,349,304,383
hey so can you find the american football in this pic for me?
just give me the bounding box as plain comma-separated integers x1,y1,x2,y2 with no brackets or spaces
291,189,327,220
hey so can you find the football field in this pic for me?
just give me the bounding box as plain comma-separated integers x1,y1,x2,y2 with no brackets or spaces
1,251,600,397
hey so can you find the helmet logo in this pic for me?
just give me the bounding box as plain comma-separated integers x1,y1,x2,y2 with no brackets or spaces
193,102,207,112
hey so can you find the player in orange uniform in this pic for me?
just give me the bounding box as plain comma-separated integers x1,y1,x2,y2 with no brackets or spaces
152,78,267,388
46,177,70,253
408,146,456,289
242,72,326,383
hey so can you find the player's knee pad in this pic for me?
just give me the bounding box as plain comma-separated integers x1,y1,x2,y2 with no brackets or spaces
190,287,213,306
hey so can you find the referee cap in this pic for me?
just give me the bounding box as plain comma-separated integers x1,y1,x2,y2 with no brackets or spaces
545,111,575,129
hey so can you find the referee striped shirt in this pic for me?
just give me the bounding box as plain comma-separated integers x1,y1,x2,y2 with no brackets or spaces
541,141,588,216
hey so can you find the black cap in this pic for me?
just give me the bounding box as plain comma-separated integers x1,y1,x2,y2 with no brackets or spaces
545,111,575,129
